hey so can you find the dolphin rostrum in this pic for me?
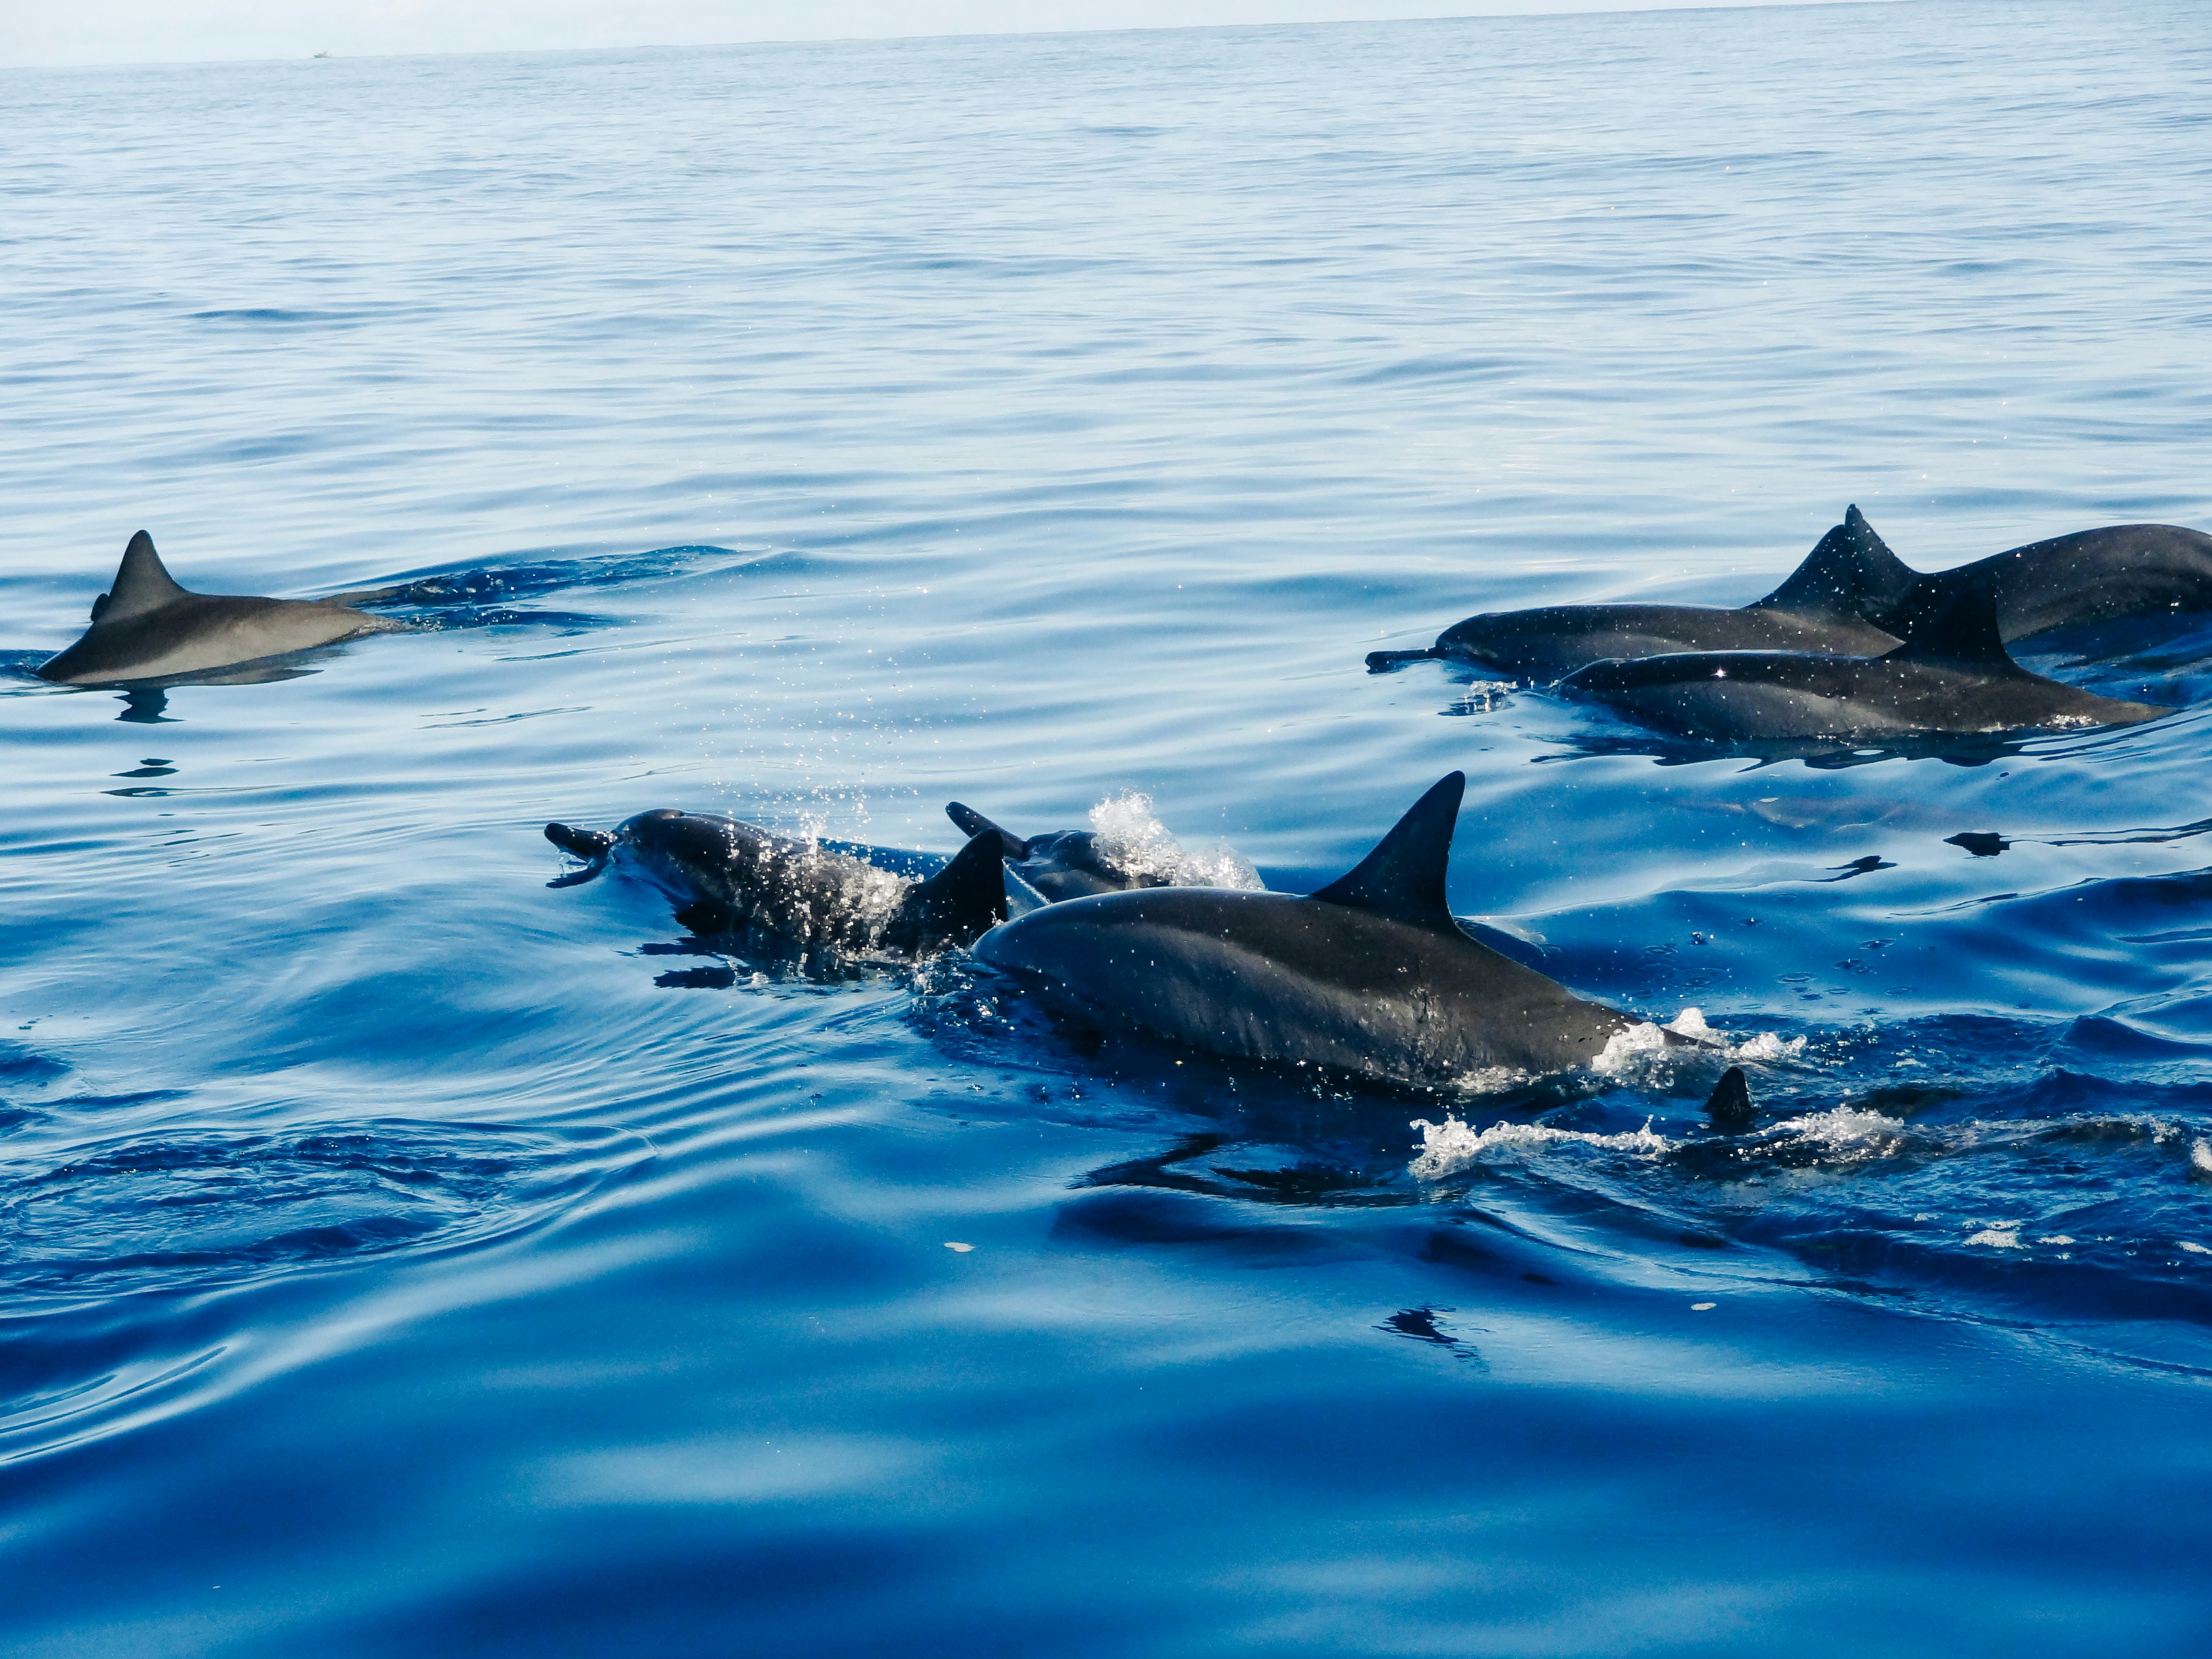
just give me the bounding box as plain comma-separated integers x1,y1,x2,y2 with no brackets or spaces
545,809,1007,960
36,532,400,687
1557,572,2163,745
973,773,1637,1087
1368,507,1915,680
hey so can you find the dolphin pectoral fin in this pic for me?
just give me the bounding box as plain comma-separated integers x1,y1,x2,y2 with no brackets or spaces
1365,647,1441,672
1310,772,1466,935
1750,505,1921,625
102,531,191,622
544,821,614,887
945,802,1031,859
673,898,740,936
1704,1066,1755,1132
890,829,1010,953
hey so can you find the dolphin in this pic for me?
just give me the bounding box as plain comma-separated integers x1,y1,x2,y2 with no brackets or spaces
945,802,1181,902
36,532,400,687
1557,573,2163,745
972,773,1637,1088
1885,521,2212,643
1368,507,1916,680
545,809,1007,959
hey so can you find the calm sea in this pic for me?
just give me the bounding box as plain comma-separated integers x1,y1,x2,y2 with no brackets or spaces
5,2,2212,1652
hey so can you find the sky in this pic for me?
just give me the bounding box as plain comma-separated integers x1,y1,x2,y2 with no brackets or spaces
3,1,1818,70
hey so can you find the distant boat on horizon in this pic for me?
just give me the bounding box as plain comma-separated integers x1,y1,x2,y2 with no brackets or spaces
313,50,331,59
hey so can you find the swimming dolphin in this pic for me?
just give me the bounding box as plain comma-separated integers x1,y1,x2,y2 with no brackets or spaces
545,809,1007,959
944,802,1179,902
1368,507,1915,680
1557,573,2163,745
1885,521,2212,642
973,773,1636,1087
36,532,400,687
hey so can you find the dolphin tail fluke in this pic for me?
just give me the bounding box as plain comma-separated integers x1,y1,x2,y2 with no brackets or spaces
889,830,1010,953
1365,647,1441,673
945,802,1031,859
544,821,615,887
1310,772,1466,934
1750,505,1922,625
1704,1066,1755,1131
94,530,191,624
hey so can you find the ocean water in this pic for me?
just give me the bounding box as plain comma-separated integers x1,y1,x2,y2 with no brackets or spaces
5,2,2212,1652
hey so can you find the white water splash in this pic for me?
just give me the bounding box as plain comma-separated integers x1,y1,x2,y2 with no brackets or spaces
1592,1007,1806,1079
1775,1106,1904,1158
2194,1139,2212,1175
1089,791,1264,890
1408,1114,1672,1180
1966,1224,2025,1249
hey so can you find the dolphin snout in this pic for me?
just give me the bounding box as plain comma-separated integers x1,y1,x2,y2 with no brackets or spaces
545,822,614,860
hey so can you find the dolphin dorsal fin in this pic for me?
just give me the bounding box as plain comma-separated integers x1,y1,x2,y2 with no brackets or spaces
897,829,1010,950
946,802,1031,859
1882,571,2024,673
99,531,190,623
1749,505,1920,623
1310,772,1466,934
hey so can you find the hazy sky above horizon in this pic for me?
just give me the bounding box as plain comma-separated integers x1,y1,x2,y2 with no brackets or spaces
4,0,1833,70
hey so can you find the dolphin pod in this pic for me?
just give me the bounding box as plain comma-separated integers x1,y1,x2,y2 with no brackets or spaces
545,809,1008,959
973,773,1639,1087
1370,506,2212,681
1558,572,2164,744
36,532,399,687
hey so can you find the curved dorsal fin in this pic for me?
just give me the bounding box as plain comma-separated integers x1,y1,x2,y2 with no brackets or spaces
1749,505,1920,623
99,531,190,623
893,829,1010,951
1882,570,2024,673
945,801,1030,859
1310,772,1465,934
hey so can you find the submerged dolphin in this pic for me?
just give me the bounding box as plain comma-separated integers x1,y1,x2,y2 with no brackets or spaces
546,809,1007,959
974,773,1636,1087
36,532,399,687
1368,507,1915,680
1558,573,2163,745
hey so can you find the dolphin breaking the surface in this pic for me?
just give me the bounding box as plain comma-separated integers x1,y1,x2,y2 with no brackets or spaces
1370,507,2212,680
1368,508,1915,680
945,802,1166,902
1558,573,2163,745
1899,521,2212,642
545,809,1007,960
974,773,1636,1087
36,532,399,687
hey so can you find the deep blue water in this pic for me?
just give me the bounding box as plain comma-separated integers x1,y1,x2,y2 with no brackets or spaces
6,2,2212,1652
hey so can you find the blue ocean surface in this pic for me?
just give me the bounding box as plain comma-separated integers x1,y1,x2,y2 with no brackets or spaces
5,2,2212,1651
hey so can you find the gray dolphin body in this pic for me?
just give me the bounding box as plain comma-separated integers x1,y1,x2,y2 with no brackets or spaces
1904,522,2212,642
545,810,1007,959
36,532,398,687
1559,576,2163,745
944,802,1176,902
1373,511,2212,683
1370,508,1915,680
973,774,1634,1087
